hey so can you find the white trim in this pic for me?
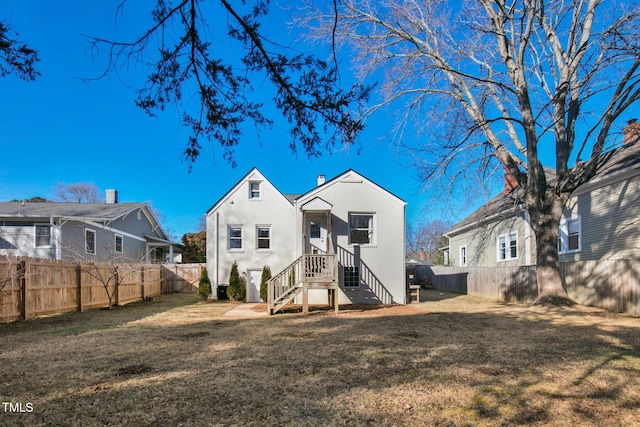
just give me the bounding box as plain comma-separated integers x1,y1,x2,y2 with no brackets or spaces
348,212,376,246
558,215,582,254
85,228,96,255
524,211,532,265
34,223,52,248
256,225,271,251
249,181,262,200
446,205,524,237
206,168,294,215
496,231,518,262
228,225,243,251
297,170,406,208
114,234,124,254
459,245,467,266
82,220,147,243
571,162,640,196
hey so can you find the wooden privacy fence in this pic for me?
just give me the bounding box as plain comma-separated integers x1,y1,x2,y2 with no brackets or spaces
0,257,205,323
161,263,204,293
418,259,640,316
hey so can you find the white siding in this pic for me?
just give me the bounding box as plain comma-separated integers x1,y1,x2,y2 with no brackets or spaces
206,170,296,301
296,171,406,304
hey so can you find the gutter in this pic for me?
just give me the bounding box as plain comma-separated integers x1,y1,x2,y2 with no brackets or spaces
446,204,525,237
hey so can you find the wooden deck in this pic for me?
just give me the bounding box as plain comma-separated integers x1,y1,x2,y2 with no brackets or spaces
267,254,339,315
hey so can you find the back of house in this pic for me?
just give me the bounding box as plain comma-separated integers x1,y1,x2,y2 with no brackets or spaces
206,168,407,305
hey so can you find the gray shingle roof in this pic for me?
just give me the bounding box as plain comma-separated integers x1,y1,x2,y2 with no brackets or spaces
447,141,640,235
0,202,146,220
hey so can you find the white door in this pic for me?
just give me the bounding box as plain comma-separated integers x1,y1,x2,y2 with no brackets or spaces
307,214,327,254
246,269,263,302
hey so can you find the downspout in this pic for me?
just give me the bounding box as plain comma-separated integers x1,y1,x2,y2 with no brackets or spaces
215,212,220,287
51,217,62,260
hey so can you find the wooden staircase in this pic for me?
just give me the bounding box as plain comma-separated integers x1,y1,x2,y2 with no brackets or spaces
267,254,339,315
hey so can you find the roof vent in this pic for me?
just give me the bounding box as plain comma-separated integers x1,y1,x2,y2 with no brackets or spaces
317,174,326,186
106,189,119,204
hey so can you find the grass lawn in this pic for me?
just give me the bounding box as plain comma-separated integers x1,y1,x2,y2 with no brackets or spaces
1,291,639,426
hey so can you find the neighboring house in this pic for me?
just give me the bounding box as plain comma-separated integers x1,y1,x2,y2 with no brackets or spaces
446,120,640,267
206,168,407,306
0,190,181,263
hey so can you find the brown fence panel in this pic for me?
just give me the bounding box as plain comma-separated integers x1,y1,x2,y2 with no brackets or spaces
162,264,204,293
117,265,143,305
424,260,640,316
143,265,162,297
0,257,24,323
1,256,207,323
79,263,114,310
25,259,79,319
563,259,640,316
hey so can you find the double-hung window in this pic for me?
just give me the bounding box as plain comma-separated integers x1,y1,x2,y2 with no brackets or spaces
497,231,518,261
35,224,51,247
85,229,96,255
558,216,581,253
256,226,271,250
348,213,375,245
115,234,123,254
228,226,243,250
249,181,261,199
459,246,467,266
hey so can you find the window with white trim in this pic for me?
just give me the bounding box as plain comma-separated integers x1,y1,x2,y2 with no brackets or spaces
256,226,271,250
348,213,375,245
35,224,51,247
115,234,123,253
228,226,243,250
497,231,518,261
85,229,96,255
249,181,261,199
558,216,581,253
459,246,467,266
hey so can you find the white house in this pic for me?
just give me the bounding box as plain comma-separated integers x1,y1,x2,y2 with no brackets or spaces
206,168,407,309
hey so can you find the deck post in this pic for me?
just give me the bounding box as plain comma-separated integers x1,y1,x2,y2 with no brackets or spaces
302,284,309,314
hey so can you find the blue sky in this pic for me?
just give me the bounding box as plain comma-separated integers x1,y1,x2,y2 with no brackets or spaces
0,1,490,240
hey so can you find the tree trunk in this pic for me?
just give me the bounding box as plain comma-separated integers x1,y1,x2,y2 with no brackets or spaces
529,193,576,306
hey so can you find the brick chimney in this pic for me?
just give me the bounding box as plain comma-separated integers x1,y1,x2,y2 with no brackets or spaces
504,166,519,194
624,119,640,145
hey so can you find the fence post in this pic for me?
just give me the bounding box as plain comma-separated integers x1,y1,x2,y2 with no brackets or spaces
141,265,146,300
77,265,83,312
114,267,120,307
174,265,178,293
19,260,27,320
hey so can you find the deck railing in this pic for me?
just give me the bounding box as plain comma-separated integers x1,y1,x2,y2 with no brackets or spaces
304,254,338,282
267,254,338,314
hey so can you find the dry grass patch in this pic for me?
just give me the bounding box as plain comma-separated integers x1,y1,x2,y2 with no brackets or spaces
1,291,639,426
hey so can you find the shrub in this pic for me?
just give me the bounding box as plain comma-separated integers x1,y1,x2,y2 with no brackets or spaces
227,261,246,301
259,265,271,301
198,267,211,300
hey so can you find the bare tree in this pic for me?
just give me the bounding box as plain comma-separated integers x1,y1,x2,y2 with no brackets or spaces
65,236,149,310
0,20,39,80
407,220,451,264
0,255,21,294
311,0,640,304
87,1,371,170
54,182,103,203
